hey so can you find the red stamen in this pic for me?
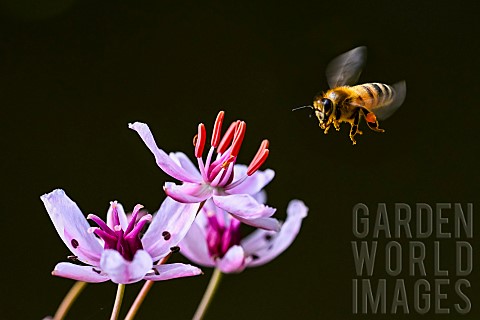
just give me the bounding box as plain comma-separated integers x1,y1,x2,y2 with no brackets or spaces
230,121,246,157
195,123,206,158
247,140,270,176
250,139,269,165
211,111,225,147
217,121,238,154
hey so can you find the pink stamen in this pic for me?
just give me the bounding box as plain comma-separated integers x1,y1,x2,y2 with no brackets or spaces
195,123,206,158
88,214,116,237
218,161,235,186
125,214,152,240
230,121,246,157
247,139,270,176
210,168,226,187
211,111,225,147
124,204,144,234
217,121,238,154
204,146,215,174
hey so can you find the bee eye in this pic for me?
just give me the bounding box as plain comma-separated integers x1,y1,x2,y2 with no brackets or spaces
321,99,333,113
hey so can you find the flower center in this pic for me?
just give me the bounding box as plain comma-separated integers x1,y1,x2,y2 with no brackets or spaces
205,211,241,259
88,203,152,261
194,111,270,189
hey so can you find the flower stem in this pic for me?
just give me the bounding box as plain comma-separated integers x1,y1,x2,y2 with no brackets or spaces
124,254,172,320
125,201,206,320
192,268,223,320
53,281,87,320
110,284,126,320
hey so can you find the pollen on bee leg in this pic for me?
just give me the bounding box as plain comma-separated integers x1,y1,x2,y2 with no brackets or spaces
365,113,377,123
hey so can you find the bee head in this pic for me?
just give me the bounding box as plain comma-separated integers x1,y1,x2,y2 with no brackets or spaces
313,98,334,124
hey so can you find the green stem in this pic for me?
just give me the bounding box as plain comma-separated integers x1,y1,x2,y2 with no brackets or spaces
53,281,88,320
110,284,126,320
192,268,223,320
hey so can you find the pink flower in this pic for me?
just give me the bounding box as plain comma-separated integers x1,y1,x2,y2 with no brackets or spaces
129,111,279,231
178,198,308,273
41,189,202,284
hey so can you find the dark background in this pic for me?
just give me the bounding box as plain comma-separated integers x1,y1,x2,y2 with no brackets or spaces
0,0,478,319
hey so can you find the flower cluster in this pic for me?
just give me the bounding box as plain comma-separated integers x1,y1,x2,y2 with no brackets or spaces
43,110,307,319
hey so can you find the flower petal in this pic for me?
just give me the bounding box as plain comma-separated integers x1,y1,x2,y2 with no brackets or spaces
52,263,109,283
242,200,308,267
228,166,275,195
179,221,215,267
217,245,246,273
100,249,153,284
164,182,212,203
129,122,202,183
144,263,203,281
142,197,199,261
169,152,202,180
212,194,276,219
234,216,281,231
41,189,103,266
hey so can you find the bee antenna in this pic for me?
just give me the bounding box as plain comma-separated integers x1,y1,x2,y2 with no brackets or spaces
292,105,313,112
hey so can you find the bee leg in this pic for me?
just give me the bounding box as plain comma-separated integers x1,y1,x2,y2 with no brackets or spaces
349,111,361,145
323,124,331,134
333,120,341,131
362,109,385,133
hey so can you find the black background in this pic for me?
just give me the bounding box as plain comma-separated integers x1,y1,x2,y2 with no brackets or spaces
0,0,478,319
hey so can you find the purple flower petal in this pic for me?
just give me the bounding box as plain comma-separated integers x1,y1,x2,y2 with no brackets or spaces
164,182,212,203
142,197,199,261
212,194,276,220
169,152,202,180
179,222,216,267
52,263,109,283
41,189,103,266
228,166,275,195
144,263,203,281
100,249,153,284
242,200,308,267
129,122,203,183
217,245,246,273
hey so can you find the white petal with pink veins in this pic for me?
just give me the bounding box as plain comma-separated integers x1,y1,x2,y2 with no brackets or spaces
164,182,212,203
144,263,203,281
52,263,109,283
217,245,246,273
242,200,308,267
212,194,276,220
142,197,199,261
100,249,153,284
41,189,103,266
129,122,203,183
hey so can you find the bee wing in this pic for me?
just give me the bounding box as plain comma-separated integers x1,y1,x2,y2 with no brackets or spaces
326,46,367,88
371,81,407,120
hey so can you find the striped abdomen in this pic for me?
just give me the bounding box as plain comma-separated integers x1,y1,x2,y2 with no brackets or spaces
352,83,395,110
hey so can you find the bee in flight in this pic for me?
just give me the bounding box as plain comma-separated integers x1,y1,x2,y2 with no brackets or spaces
296,46,406,144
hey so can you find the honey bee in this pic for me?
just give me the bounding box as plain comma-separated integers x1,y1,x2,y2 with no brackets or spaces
297,46,406,144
